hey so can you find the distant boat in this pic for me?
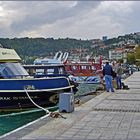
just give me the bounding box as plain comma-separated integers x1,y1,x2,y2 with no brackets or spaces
34,51,103,84
34,51,69,64
0,48,74,112
65,61,102,84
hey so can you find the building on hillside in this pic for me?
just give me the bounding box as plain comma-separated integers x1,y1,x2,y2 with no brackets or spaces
109,48,126,61
91,39,101,49
102,36,108,41
124,44,137,53
91,39,102,44
91,39,107,49
134,32,140,35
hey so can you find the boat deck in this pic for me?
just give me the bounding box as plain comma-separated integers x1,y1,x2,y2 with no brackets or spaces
2,72,140,140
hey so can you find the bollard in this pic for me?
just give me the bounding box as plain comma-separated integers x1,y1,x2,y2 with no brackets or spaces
59,92,74,113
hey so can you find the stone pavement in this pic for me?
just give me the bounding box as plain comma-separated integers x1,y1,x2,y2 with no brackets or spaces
2,72,140,140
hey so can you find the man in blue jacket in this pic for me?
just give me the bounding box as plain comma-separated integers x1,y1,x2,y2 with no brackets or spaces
103,60,114,92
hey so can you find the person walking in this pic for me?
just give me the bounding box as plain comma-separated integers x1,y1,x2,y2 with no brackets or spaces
103,60,114,92
115,63,123,89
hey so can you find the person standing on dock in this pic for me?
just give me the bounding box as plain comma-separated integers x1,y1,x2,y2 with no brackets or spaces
115,62,123,89
103,60,114,92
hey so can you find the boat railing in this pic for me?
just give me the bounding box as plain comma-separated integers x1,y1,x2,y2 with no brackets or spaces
34,73,69,78
0,74,31,79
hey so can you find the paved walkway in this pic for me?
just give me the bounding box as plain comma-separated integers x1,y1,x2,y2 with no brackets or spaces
2,72,140,140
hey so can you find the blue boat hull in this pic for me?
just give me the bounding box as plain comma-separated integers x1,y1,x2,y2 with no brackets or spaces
0,77,70,90
0,91,60,111
0,77,73,111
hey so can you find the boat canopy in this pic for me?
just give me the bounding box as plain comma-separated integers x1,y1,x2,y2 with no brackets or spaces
0,48,21,62
0,62,29,78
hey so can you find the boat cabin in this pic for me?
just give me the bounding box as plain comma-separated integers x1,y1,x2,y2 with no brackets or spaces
65,62,102,77
0,48,29,79
0,62,29,79
23,64,68,78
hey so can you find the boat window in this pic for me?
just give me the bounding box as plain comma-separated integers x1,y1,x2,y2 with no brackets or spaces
0,64,5,78
0,62,29,78
35,69,44,75
0,64,5,73
26,68,29,73
81,66,87,70
46,69,54,74
72,66,77,70
91,66,96,70
28,68,36,76
59,67,64,74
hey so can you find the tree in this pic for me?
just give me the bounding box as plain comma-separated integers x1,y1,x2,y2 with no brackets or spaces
127,53,136,64
135,45,140,59
135,44,140,65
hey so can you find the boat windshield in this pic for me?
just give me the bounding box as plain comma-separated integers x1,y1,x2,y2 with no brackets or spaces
0,62,29,78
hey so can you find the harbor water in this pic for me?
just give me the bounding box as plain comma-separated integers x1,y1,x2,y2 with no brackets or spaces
0,83,99,136
0,106,58,136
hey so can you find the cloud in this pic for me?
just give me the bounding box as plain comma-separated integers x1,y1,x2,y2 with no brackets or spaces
0,1,139,39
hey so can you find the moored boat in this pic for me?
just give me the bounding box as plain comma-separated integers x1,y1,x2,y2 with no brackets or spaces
33,51,103,84
0,47,74,111
64,61,103,84
23,64,79,93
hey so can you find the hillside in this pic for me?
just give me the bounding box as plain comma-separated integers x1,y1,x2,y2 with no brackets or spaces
0,32,140,64
0,37,93,64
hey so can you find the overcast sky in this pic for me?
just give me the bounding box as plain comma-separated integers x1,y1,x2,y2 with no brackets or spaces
0,1,139,40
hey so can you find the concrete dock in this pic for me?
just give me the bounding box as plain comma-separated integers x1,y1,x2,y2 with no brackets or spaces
2,72,140,140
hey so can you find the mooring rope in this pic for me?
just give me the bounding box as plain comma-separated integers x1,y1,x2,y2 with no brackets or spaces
24,85,66,119
24,85,50,116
